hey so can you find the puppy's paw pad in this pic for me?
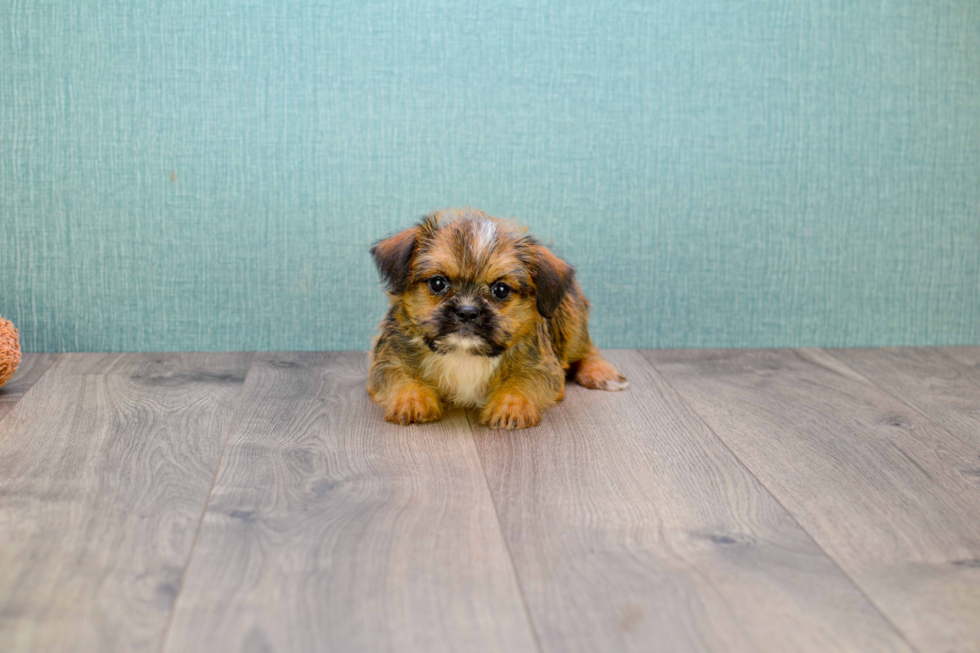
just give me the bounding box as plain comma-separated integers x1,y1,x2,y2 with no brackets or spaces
575,358,628,392
481,394,541,430
385,387,442,425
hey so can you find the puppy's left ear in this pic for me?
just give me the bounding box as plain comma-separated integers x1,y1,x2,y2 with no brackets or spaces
370,226,420,294
531,242,575,318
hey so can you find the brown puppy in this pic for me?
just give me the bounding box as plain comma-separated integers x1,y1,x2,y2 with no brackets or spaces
368,209,627,429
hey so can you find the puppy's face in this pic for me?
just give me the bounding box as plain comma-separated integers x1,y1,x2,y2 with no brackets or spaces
371,210,574,357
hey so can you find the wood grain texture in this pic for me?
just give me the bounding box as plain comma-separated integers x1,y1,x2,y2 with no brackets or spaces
645,348,980,653
162,352,538,653
827,347,980,449
471,350,911,653
0,353,58,422
944,346,980,385
0,352,251,653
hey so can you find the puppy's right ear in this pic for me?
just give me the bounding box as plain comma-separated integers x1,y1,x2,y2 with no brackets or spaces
371,214,441,293
370,226,420,294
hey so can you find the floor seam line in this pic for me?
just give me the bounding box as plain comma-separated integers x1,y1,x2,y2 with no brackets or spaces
464,408,547,653
821,347,980,454
637,348,922,653
155,351,257,653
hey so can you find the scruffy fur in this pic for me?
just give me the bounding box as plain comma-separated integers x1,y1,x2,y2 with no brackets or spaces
368,209,627,429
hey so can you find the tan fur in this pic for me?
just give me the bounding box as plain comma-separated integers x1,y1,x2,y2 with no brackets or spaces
368,209,626,429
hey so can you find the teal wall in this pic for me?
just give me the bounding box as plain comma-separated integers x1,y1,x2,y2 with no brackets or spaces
2,1,978,353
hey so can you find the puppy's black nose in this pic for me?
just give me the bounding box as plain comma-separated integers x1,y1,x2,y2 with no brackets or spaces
455,305,480,323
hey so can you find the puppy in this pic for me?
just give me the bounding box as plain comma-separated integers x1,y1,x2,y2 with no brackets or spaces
367,209,627,429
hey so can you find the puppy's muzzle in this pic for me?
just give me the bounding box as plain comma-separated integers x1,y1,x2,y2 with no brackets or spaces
454,304,480,324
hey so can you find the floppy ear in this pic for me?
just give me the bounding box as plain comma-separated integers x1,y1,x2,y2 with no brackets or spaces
370,226,420,294
532,242,575,318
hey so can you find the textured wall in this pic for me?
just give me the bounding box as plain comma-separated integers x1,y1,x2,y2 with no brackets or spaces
1,1,978,352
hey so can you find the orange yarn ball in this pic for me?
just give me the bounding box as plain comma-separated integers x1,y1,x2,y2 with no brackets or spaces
0,316,21,390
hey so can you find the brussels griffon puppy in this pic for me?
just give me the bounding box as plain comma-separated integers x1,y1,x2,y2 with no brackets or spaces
368,209,627,429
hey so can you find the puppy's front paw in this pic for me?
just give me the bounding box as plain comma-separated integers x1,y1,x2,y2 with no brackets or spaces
481,393,541,430
385,385,442,425
575,355,628,391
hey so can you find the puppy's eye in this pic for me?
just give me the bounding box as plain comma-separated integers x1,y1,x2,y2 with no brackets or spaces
491,282,512,300
427,276,449,294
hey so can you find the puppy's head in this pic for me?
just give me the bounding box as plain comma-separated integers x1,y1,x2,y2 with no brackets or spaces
371,209,575,356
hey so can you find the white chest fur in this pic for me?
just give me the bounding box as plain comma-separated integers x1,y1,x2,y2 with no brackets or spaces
421,349,501,408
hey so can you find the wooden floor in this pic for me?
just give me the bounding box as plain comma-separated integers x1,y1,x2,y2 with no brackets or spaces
1,349,978,653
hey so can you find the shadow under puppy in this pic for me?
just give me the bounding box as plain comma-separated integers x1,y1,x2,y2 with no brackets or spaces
368,209,627,429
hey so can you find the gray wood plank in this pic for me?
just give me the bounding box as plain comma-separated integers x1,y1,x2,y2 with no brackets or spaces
0,352,251,653
827,347,980,449
944,346,980,386
0,353,59,422
162,352,539,653
645,348,980,653
471,350,911,653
